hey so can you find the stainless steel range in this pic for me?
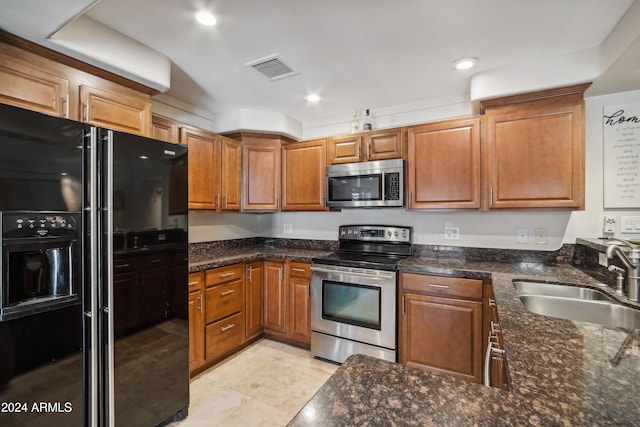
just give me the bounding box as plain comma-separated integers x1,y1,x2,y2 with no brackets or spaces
311,225,412,363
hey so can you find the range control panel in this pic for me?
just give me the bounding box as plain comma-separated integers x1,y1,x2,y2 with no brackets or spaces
338,225,412,243
1,211,79,238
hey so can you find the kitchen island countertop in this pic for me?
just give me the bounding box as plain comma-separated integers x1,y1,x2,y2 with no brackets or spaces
289,256,640,426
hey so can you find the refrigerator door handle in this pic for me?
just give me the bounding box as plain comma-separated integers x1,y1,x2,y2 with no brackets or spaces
105,129,116,427
88,127,100,427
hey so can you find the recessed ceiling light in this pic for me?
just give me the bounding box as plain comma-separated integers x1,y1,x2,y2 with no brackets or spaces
306,94,321,103
452,57,478,71
196,10,217,26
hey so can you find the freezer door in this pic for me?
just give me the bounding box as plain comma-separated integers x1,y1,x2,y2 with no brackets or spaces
100,129,189,427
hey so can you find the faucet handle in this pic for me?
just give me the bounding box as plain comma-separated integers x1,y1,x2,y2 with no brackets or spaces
608,265,625,295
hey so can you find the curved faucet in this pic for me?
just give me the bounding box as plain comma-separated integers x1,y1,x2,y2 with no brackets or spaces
606,244,640,301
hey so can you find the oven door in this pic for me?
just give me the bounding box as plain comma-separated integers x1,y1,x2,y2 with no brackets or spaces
311,265,396,350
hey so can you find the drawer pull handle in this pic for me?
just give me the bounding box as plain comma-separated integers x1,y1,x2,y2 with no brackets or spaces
291,268,307,273
188,281,199,286
428,283,450,289
150,259,162,263
221,323,235,332
220,289,236,296
489,298,497,307
220,272,235,278
115,264,130,269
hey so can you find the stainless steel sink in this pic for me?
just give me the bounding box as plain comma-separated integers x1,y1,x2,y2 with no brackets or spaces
513,281,640,330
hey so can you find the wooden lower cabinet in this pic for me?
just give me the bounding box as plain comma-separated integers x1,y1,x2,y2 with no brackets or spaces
399,272,484,384
188,272,205,372
205,312,244,360
287,262,312,347
263,261,287,336
245,261,264,340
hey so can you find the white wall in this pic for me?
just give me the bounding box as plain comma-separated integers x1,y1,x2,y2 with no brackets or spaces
188,89,640,249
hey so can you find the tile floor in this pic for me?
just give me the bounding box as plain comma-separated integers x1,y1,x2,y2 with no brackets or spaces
170,339,338,427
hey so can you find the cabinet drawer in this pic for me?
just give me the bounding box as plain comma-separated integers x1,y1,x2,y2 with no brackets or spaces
188,271,204,290
205,279,243,323
140,254,169,269
401,273,483,300
113,258,137,273
206,264,243,287
289,261,311,278
205,312,243,360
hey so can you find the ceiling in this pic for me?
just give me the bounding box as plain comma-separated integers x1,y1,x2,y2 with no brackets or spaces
1,0,640,133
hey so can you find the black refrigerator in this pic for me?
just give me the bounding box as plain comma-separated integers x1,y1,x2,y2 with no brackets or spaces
0,103,189,426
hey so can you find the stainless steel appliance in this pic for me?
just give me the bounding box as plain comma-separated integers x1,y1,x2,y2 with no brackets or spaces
0,103,189,427
326,159,404,208
311,225,412,363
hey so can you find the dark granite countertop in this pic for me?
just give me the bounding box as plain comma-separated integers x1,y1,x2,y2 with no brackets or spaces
188,245,333,272
289,256,640,426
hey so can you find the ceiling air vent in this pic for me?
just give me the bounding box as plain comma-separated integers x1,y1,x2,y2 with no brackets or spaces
245,54,299,82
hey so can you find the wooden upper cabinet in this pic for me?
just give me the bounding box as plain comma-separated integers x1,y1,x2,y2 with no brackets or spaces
241,138,281,212
327,128,404,165
220,136,242,211
80,84,152,136
481,84,589,210
328,134,362,164
180,126,221,210
151,114,179,143
407,117,481,209
364,128,404,160
282,139,327,211
0,53,70,118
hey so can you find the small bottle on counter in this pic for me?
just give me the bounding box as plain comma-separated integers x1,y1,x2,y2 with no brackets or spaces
350,109,360,134
362,109,373,131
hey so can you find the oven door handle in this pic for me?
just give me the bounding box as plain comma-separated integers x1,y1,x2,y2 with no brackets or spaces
311,266,395,280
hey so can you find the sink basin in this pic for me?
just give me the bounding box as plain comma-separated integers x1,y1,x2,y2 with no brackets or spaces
513,281,640,330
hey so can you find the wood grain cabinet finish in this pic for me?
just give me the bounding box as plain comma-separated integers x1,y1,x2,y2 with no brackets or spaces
242,140,281,211
79,84,152,136
151,114,179,143
180,128,241,211
0,52,70,118
188,271,205,373
204,264,245,361
287,262,312,347
263,261,286,336
282,139,327,211
327,129,404,165
327,134,362,164
364,128,404,160
399,272,484,384
245,262,264,341
481,83,589,210
407,117,481,209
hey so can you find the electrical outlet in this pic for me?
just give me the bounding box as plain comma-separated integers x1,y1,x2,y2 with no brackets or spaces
283,224,293,234
604,215,616,233
444,226,459,240
534,228,548,245
516,228,529,243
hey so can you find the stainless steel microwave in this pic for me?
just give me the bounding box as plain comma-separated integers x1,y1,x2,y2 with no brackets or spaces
326,159,404,208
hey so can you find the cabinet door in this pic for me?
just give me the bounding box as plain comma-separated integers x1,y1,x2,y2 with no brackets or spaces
282,139,327,211
242,142,281,211
152,114,179,143
181,127,221,210
220,136,242,211
0,53,70,118
482,85,587,209
328,135,362,164
263,261,286,335
287,272,311,347
79,84,151,136
138,256,170,326
113,266,138,337
364,128,404,160
245,262,264,340
407,117,481,209
189,289,204,371
400,293,483,383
